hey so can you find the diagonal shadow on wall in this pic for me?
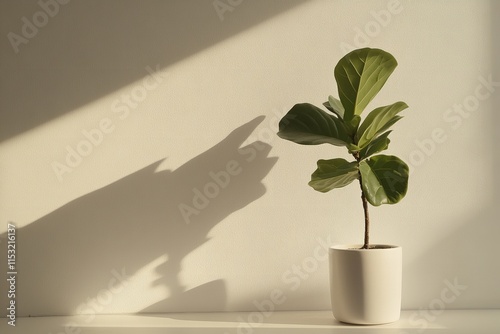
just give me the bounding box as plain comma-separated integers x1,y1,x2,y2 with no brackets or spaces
402,1,500,310
0,116,277,316
0,0,307,142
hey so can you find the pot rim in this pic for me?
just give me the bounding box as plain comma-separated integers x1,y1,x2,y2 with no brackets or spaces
330,244,401,251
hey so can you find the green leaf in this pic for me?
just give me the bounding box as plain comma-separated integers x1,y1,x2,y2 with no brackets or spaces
326,95,345,119
359,155,409,206
349,115,361,133
323,96,360,135
323,101,334,112
334,48,398,123
278,103,352,147
359,131,391,159
375,115,403,135
309,158,359,193
347,143,361,153
356,101,408,148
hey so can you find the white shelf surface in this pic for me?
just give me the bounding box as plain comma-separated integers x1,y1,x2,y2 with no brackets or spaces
1,310,499,333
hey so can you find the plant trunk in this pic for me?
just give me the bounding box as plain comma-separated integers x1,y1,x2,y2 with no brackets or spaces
353,153,370,249
359,180,370,249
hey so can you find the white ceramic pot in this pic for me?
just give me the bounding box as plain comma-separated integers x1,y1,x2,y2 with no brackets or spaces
329,244,402,325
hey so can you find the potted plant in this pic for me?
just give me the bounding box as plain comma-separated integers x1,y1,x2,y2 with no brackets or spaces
277,47,409,324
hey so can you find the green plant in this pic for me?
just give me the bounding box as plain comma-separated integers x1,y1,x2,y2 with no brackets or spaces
277,48,409,249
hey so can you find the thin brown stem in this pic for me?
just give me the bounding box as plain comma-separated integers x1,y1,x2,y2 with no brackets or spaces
353,152,370,249
359,180,370,249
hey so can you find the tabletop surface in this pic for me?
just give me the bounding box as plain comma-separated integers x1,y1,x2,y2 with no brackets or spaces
2,310,499,333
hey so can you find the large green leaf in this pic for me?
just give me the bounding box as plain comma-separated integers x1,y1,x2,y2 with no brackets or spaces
278,103,352,147
334,48,397,123
309,158,359,193
356,101,408,148
359,131,391,159
359,155,409,206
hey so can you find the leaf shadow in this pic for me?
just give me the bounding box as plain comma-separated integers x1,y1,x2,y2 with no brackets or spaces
0,116,278,316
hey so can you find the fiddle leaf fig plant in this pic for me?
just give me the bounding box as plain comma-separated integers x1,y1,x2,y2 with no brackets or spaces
277,48,409,249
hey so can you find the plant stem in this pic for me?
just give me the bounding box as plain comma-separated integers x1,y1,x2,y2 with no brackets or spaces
359,179,370,249
353,153,370,249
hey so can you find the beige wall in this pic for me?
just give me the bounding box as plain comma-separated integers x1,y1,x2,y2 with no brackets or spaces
0,0,498,316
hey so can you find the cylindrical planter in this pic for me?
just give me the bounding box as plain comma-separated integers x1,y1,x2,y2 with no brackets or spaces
329,244,402,325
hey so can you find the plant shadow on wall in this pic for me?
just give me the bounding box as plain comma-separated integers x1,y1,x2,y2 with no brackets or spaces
0,116,277,316
0,0,306,141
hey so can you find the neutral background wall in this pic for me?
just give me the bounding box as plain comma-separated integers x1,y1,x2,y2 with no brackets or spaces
0,0,499,317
